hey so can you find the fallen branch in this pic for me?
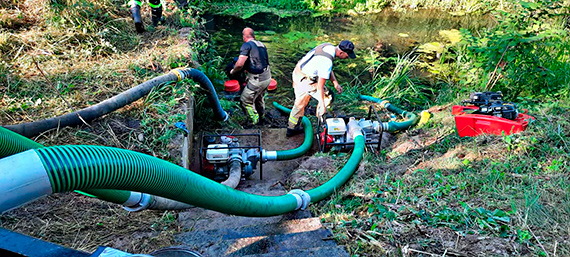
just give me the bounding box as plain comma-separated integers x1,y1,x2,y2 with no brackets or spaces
32,55,91,128
529,226,549,257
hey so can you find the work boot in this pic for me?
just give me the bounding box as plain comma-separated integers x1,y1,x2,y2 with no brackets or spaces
286,127,304,137
130,4,145,33
151,6,163,27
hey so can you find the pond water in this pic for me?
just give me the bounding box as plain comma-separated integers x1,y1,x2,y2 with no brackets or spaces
205,9,493,105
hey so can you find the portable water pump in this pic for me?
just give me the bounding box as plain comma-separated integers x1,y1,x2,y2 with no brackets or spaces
461,91,518,120
462,91,503,106
200,133,262,182
453,91,534,137
317,106,383,152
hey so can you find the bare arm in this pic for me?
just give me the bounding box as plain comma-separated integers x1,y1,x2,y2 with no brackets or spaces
230,55,248,75
316,77,327,119
330,71,342,94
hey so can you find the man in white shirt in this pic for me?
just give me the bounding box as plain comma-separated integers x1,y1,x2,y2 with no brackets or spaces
287,40,356,137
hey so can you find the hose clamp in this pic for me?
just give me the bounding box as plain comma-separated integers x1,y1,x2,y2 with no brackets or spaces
171,69,185,81
123,193,151,212
379,100,390,109
229,153,243,164
287,189,311,210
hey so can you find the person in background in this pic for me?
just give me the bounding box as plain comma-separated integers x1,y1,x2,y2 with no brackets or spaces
129,0,188,33
286,40,356,137
230,27,272,126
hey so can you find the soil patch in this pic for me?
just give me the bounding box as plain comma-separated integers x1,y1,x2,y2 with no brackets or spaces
0,193,177,254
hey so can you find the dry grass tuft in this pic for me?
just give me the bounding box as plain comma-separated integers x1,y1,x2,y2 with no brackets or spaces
0,193,179,253
0,0,205,253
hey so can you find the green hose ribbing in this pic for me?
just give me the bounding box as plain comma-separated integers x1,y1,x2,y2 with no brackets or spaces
34,145,299,216
359,95,419,132
0,127,43,158
0,127,135,205
272,102,313,160
77,189,131,204
307,135,365,202
2,104,366,216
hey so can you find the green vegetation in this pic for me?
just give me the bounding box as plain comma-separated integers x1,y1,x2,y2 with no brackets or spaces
298,1,570,256
314,102,569,255
204,0,523,17
459,0,570,98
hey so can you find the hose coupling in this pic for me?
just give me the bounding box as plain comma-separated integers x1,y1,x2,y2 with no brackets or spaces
287,189,311,210
229,153,243,164
123,192,151,212
261,149,277,162
381,122,389,132
171,69,186,81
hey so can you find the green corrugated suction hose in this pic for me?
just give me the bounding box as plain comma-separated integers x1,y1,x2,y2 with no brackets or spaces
25,134,364,216
0,127,187,209
0,127,43,158
359,95,419,132
76,189,130,203
0,127,127,205
1,127,366,216
307,136,364,202
32,145,299,216
272,102,313,160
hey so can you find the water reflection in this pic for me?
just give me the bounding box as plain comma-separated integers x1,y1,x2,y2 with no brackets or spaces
206,9,492,94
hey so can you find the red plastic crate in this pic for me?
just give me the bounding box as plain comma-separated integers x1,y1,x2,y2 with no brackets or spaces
452,105,535,137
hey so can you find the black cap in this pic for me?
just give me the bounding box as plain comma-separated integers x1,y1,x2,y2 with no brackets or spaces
339,40,356,58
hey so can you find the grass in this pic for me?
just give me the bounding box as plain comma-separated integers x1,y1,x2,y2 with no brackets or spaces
307,102,570,256
0,192,180,253
0,1,223,251
0,0,224,159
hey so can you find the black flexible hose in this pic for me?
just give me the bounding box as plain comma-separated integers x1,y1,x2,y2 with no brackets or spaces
3,68,228,138
179,69,228,122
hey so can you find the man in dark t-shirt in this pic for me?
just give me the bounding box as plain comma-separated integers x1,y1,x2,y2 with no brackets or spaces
129,0,189,33
230,27,272,125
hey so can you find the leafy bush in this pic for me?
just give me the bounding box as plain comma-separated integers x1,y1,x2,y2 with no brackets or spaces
459,0,570,99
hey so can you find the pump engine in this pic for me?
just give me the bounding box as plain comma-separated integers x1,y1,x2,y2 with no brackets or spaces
318,109,383,153
462,91,503,106
201,135,260,182
461,91,519,121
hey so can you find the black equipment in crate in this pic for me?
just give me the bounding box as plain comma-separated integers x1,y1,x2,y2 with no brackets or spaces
462,91,504,106
461,91,519,120
473,101,519,120
199,131,264,180
316,105,383,153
